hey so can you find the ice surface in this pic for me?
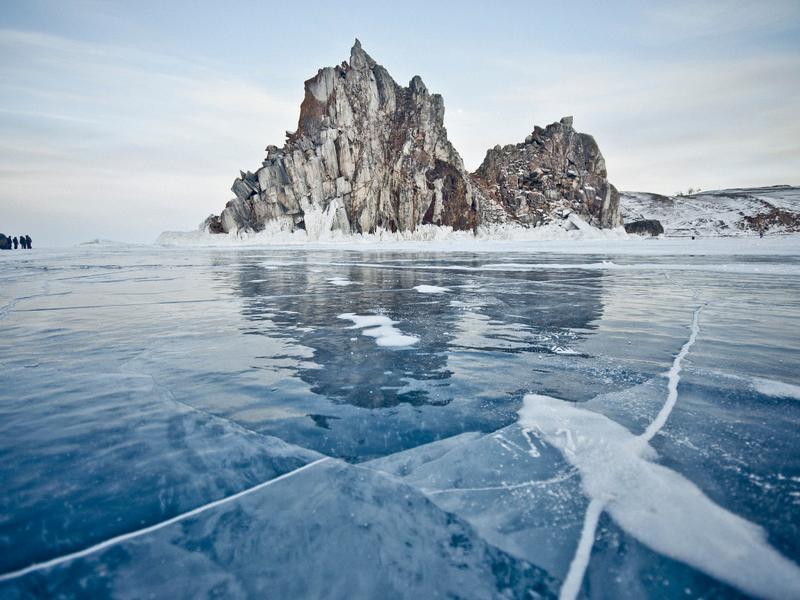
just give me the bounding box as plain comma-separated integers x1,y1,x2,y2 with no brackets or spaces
519,394,800,600
2,459,555,599
1,240,799,598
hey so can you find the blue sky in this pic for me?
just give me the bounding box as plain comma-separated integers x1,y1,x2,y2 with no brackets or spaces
1,0,798,245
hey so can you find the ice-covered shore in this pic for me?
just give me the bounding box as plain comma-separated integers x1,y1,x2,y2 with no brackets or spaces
155,224,800,257
158,213,627,246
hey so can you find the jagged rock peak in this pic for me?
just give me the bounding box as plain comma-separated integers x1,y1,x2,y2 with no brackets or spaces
471,117,621,229
208,43,621,237
213,41,477,236
349,38,376,70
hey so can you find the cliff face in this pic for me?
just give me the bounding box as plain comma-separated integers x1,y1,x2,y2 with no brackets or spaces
470,117,621,229
208,42,620,236
210,40,477,236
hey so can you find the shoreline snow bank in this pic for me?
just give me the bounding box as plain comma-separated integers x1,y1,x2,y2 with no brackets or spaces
157,218,629,248
154,226,800,257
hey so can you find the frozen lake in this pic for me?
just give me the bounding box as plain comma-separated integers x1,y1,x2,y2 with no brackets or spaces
1,239,799,598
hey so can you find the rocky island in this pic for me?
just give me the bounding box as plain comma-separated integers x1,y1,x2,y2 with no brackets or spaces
204,40,622,237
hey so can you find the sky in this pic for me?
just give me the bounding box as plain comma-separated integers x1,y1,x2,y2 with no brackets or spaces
1,0,798,246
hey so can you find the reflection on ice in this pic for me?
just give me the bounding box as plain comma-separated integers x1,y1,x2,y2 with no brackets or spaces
1,244,799,597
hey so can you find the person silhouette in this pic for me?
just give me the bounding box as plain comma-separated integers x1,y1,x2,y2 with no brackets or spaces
25,235,32,249
12,237,18,249
18,235,26,249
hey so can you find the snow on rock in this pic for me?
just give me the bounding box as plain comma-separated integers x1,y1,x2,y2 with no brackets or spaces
620,185,800,237
338,313,418,347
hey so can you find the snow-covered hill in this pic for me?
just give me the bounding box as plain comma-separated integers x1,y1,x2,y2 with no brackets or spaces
620,185,800,236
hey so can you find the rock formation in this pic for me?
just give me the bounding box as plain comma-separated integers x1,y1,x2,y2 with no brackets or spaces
210,40,476,236
624,219,664,236
207,41,621,236
470,117,621,229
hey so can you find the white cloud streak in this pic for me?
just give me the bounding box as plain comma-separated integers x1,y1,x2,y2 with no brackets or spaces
0,29,297,245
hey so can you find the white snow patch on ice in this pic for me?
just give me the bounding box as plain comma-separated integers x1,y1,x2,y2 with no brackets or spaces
413,285,450,294
752,377,800,400
519,394,800,599
328,277,355,286
270,259,800,276
551,346,579,355
338,313,419,347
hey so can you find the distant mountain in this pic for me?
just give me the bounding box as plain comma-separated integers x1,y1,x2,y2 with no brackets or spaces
620,185,800,236
206,40,620,237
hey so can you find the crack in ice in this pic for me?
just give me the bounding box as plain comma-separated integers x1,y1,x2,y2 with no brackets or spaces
519,303,800,600
0,458,330,583
639,304,704,444
558,304,704,600
423,470,577,495
554,305,705,600
560,498,604,600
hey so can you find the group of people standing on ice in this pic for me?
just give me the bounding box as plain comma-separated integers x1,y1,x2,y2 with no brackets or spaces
0,234,32,250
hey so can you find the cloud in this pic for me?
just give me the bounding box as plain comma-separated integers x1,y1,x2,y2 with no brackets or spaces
641,0,800,40
443,50,800,193
0,29,297,244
